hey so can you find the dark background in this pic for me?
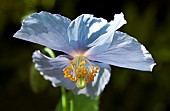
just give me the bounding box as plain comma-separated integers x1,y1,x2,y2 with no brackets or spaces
0,0,170,111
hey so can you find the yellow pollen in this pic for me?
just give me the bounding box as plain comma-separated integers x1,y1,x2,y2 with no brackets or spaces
63,57,99,87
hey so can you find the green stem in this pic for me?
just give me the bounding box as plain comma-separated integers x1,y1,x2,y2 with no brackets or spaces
70,93,74,111
61,87,67,111
44,47,56,58
44,47,68,111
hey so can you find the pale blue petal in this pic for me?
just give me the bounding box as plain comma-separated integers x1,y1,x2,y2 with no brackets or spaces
32,50,76,90
84,13,127,57
67,14,108,52
72,62,111,99
88,31,156,71
14,11,76,56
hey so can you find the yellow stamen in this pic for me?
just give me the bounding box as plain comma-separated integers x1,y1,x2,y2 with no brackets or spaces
63,56,99,88
80,61,86,65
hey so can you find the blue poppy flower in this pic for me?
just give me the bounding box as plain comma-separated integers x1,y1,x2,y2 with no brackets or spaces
13,11,156,99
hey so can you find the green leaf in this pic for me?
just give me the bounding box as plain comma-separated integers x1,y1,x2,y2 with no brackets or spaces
30,63,49,93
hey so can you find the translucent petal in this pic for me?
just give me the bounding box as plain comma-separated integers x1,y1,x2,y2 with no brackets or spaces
72,62,111,99
84,12,127,56
32,50,76,90
88,31,156,71
14,11,76,56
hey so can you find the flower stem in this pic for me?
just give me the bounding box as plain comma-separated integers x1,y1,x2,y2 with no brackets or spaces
44,47,56,58
70,93,74,111
61,87,67,111
44,47,68,111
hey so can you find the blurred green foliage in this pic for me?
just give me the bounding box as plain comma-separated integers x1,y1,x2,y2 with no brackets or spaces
0,0,170,111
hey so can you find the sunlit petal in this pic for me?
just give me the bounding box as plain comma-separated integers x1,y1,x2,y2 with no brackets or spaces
84,13,127,57
14,11,76,55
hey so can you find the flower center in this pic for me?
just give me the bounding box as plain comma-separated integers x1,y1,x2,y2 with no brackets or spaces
63,56,99,89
